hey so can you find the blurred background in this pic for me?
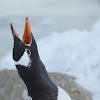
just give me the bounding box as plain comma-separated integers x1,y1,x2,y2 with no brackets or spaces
0,0,100,100
0,0,100,60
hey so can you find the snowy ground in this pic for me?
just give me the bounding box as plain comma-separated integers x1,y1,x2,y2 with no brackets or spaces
1,20,100,100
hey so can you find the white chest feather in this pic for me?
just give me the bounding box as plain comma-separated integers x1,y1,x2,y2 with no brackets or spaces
14,51,31,67
57,86,71,100
22,87,71,100
22,89,32,100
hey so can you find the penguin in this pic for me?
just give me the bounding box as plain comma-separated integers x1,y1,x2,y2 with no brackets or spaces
10,18,71,100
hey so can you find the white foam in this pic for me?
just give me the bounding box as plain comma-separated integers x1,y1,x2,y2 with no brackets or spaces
1,19,100,100
0,51,16,70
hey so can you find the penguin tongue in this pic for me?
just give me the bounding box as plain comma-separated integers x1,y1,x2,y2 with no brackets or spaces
22,18,32,46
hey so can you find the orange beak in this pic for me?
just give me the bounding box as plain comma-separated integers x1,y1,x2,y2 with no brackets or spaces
11,17,32,46
22,17,32,46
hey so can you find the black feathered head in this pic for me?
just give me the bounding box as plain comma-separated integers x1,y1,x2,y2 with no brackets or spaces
11,18,39,67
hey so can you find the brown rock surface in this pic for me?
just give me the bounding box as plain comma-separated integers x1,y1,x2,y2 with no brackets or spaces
0,70,92,100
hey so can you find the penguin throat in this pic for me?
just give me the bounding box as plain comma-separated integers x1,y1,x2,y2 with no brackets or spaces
14,51,31,67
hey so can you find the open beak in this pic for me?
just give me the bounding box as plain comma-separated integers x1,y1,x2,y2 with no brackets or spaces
11,17,32,46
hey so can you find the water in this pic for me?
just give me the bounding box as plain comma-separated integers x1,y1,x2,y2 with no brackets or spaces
0,0,100,60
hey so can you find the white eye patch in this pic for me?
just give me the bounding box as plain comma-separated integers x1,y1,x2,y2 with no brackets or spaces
14,49,31,67
26,49,31,57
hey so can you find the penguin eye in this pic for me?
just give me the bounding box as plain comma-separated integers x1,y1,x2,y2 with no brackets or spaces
26,49,31,56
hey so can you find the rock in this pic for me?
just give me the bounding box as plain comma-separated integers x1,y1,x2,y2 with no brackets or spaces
0,70,92,100
49,73,92,100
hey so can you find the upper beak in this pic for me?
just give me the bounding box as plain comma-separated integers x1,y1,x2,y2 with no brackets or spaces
11,17,32,46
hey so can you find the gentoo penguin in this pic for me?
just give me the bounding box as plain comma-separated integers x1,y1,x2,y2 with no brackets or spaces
10,18,71,100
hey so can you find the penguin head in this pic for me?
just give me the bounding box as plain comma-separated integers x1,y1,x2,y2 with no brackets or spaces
11,18,39,68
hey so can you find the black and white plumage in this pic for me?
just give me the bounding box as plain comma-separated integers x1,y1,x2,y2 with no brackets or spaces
10,18,71,100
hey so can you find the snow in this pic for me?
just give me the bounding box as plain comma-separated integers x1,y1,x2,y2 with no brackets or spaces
1,20,100,100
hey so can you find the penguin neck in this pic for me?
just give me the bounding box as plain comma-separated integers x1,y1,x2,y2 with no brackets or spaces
16,57,57,98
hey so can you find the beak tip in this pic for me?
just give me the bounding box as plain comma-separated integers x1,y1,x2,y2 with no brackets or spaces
10,23,13,30
10,23,14,30
26,17,28,20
